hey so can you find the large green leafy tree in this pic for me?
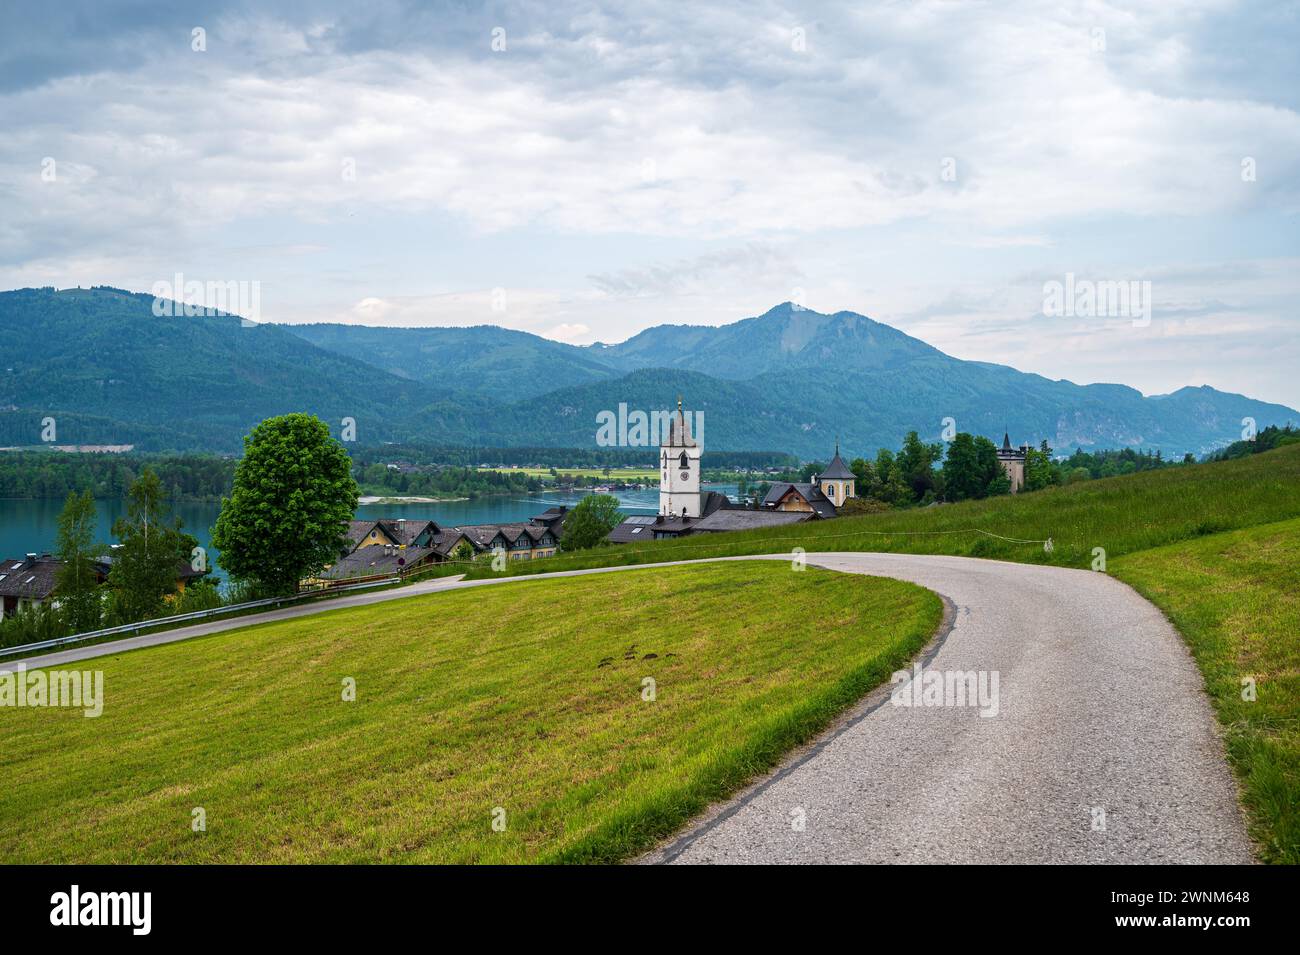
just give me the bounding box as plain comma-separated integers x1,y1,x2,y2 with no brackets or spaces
560,493,622,551
213,413,359,595
849,457,876,498
1023,447,1057,492
108,467,190,623
896,430,942,502
54,489,102,633
942,433,1005,501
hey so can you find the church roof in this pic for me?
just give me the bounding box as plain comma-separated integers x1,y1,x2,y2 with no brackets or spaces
821,447,854,480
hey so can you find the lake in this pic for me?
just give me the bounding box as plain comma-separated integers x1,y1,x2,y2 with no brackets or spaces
0,485,736,588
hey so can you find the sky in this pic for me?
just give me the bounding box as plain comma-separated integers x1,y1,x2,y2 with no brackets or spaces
1,0,1298,409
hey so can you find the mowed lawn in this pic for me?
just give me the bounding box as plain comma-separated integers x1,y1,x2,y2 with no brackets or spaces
0,562,941,864
1113,518,1300,864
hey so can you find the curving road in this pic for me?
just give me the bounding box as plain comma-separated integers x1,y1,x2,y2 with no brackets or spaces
644,553,1253,864
9,552,1253,863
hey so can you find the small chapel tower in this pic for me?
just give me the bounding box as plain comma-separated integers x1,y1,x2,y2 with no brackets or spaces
819,438,856,506
660,396,702,517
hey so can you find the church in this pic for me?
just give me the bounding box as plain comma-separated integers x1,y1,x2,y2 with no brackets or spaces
606,398,849,543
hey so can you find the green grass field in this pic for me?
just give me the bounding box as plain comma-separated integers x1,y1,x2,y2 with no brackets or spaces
0,563,940,863
1113,519,1300,864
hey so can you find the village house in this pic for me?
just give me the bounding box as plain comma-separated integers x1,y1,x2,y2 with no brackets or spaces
761,442,856,518
0,551,205,621
317,512,564,582
0,554,66,620
455,522,560,560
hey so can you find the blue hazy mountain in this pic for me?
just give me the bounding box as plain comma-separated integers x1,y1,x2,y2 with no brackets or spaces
2,289,1294,457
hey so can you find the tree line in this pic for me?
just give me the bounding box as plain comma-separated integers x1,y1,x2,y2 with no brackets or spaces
353,462,543,498
1209,424,1298,462
0,452,237,500
734,431,1192,510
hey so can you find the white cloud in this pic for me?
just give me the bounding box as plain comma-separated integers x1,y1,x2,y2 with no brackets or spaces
545,322,590,342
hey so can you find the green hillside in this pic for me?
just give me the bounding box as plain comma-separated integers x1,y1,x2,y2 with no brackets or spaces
0,287,447,450
289,322,619,399
0,562,940,863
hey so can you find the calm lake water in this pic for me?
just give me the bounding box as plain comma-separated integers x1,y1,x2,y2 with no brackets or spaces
0,485,736,587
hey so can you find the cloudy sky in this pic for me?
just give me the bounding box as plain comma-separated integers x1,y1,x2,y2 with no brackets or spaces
2,0,1298,408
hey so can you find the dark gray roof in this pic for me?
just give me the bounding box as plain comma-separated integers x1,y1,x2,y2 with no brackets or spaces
763,482,838,519
383,519,438,546
345,520,399,550
431,529,472,557
700,490,729,516
692,509,813,532
821,448,854,480
320,545,437,580
0,556,59,600
607,515,657,543
0,553,201,600
456,522,556,549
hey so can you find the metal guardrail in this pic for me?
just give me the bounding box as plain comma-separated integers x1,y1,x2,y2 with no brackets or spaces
0,575,401,660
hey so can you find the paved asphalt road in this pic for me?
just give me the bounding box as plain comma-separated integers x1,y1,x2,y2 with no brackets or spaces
8,552,1253,864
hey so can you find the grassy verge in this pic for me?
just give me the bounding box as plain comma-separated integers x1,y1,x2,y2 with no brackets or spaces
1112,518,1300,864
0,562,941,863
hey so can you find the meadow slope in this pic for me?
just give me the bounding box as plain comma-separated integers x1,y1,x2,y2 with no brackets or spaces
0,563,940,863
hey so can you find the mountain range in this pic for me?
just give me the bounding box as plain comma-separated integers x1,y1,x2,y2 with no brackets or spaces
2,286,1295,459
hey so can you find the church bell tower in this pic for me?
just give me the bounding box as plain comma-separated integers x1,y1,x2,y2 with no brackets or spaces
660,396,702,517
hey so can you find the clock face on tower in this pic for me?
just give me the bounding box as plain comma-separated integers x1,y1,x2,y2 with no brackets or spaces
680,470,689,481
